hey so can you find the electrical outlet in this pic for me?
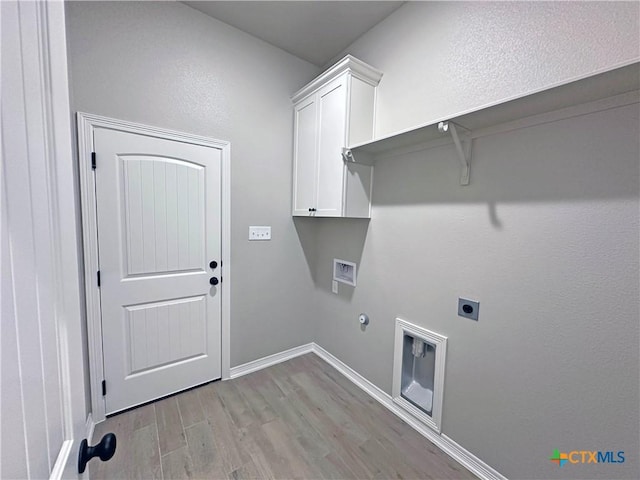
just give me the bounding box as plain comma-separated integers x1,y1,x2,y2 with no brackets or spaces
458,298,479,321
249,226,271,241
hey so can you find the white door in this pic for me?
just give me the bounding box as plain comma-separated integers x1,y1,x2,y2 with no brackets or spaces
2,1,87,478
94,128,222,415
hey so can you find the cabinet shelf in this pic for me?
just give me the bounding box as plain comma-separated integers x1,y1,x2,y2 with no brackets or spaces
344,61,639,184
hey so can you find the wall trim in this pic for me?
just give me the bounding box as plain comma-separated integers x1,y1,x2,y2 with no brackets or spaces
229,343,507,480
229,343,315,379
85,413,96,444
77,112,232,422
49,440,73,480
291,54,383,103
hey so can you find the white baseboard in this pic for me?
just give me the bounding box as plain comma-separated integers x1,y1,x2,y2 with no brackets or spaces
86,412,96,444
312,343,507,480
49,440,73,480
229,343,315,379
49,413,96,479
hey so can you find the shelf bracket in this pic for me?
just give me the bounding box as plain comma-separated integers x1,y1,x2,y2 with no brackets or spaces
438,121,472,185
341,147,374,166
341,148,355,163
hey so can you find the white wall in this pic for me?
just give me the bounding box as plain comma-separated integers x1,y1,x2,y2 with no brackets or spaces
64,1,319,372
312,2,640,479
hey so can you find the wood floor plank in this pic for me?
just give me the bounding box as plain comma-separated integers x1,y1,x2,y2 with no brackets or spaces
260,418,317,480
155,397,187,456
126,423,163,480
265,362,300,397
319,450,360,480
258,386,332,460
176,388,205,428
324,445,375,480
322,424,379,479
359,436,420,479
291,371,370,446
228,456,266,480
90,405,159,479
215,379,256,429
184,420,227,478
236,423,278,479
161,446,194,480
199,387,251,474
92,353,477,480
236,374,278,425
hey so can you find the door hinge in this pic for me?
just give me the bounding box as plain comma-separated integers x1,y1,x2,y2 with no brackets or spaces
97,270,101,287
91,152,96,170
102,380,106,396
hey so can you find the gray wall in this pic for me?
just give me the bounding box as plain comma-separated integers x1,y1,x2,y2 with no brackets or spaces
65,1,640,477
327,0,639,138
311,2,640,479
64,1,319,373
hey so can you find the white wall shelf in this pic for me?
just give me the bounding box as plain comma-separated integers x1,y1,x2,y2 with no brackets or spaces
343,61,639,185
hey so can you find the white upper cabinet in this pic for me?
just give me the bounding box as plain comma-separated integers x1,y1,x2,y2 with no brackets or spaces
292,56,382,217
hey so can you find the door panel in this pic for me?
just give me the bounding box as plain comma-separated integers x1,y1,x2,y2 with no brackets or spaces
95,128,221,414
292,96,318,215
125,295,207,374
316,77,348,216
121,156,204,276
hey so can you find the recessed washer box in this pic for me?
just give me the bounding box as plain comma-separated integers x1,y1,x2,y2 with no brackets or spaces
333,259,356,286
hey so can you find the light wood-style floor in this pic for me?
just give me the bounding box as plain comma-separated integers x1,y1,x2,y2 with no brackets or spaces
91,354,476,479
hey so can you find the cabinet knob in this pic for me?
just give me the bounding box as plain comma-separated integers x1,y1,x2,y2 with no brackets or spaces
309,207,316,212
209,261,218,269
209,277,219,286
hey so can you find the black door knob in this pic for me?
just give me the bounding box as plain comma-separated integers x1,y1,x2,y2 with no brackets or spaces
209,261,218,269
78,433,117,473
209,277,219,286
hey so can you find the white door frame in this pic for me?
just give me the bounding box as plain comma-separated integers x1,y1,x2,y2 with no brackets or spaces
77,113,232,423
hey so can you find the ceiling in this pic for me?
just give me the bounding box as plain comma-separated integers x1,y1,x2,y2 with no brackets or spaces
183,1,404,67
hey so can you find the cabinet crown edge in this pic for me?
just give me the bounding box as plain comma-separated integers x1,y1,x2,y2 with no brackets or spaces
291,55,383,104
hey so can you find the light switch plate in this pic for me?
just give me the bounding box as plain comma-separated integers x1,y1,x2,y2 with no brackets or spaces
249,226,271,241
332,280,338,294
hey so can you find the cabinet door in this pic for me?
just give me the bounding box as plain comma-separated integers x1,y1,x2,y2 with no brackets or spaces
316,76,348,217
292,96,318,216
